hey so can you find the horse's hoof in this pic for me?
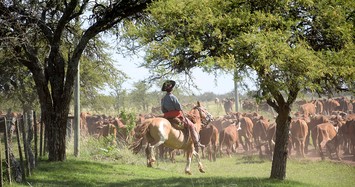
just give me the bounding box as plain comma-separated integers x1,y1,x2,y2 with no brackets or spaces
199,168,205,173
185,171,192,175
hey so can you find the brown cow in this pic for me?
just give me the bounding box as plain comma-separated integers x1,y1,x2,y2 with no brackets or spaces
158,145,177,163
82,114,105,135
97,121,117,139
199,124,219,161
323,115,346,161
299,102,316,118
266,123,276,157
323,99,340,115
313,100,324,114
110,117,132,143
238,116,254,152
223,98,234,114
255,122,277,159
306,114,329,152
333,119,355,159
79,112,90,134
253,116,271,157
242,100,257,111
211,118,234,133
219,123,240,157
347,120,355,161
289,119,308,157
335,97,353,113
344,113,355,121
312,122,338,160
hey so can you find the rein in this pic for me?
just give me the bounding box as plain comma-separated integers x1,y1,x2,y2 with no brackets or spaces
194,106,213,126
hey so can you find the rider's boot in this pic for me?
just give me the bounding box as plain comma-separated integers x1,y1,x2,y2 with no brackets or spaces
184,116,205,152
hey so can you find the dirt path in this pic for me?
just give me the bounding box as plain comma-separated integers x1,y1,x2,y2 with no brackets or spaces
299,149,355,167
232,146,355,167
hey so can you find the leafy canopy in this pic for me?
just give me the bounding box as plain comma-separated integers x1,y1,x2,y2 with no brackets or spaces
122,0,355,97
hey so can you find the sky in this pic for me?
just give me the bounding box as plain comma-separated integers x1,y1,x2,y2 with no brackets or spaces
112,52,236,95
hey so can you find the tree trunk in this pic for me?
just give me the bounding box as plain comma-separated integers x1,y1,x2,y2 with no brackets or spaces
35,65,73,161
270,106,291,180
44,102,70,161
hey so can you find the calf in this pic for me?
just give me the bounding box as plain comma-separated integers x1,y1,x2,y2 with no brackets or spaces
313,122,338,160
325,133,342,161
289,119,308,157
299,103,316,118
267,123,276,154
334,119,355,160
199,124,219,161
238,117,254,152
307,115,329,152
219,123,240,157
253,116,271,157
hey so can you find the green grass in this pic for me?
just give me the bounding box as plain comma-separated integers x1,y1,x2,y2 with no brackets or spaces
2,133,354,187
4,146,355,187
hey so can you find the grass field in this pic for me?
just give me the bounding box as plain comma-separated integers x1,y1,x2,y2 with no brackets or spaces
2,100,354,187
4,135,355,187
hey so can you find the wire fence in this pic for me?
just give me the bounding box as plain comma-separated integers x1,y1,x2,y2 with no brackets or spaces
0,110,45,186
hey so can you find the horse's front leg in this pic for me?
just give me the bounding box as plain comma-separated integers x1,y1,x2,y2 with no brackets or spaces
192,148,205,173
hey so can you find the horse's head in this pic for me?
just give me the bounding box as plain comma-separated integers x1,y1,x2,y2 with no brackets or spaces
190,102,214,126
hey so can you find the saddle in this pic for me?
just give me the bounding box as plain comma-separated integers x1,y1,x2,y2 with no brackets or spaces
165,117,185,130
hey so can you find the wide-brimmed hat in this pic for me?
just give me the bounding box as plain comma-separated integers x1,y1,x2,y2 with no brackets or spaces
161,80,176,91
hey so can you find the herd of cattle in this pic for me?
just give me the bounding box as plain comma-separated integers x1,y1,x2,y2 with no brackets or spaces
204,96,354,163
2,96,353,164
77,96,355,165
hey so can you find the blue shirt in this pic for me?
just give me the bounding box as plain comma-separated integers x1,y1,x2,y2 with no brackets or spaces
161,92,182,113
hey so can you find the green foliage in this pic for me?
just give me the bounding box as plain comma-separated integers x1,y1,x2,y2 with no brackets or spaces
123,0,355,98
119,110,137,135
84,95,116,115
79,37,128,106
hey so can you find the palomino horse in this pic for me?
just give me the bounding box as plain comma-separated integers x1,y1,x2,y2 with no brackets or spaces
130,101,213,175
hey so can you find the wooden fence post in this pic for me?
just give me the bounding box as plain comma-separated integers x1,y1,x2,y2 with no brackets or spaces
33,111,38,164
0,117,4,187
21,114,30,177
15,119,26,181
39,119,43,157
4,117,11,184
27,111,35,170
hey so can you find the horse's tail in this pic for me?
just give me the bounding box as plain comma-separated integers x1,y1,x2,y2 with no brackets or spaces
129,119,151,154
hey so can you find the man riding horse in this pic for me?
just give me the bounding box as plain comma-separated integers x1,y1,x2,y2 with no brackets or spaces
161,80,205,152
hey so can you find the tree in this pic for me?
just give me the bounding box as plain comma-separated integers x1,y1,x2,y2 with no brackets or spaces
130,81,156,112
0,0,152,161
109,77,128,112
122,0,355,179
0,50,39,112
0,38,125,114
79,45,127,111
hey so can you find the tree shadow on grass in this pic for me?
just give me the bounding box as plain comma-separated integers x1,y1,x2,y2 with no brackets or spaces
23,159,312,187
106,177,311,187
